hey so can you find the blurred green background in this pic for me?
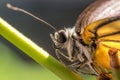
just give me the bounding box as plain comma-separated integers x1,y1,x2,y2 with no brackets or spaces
0,42,60,80
0,0,96,80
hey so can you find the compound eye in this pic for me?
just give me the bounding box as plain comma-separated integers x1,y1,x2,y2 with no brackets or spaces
57,31,67,43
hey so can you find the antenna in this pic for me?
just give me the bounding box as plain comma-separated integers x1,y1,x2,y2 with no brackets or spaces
6,3,57,31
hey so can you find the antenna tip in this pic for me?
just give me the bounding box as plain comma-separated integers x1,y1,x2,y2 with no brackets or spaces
6,3,11,8
6,3,18,11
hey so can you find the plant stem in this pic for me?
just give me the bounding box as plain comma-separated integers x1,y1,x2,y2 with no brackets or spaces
0,17,83,80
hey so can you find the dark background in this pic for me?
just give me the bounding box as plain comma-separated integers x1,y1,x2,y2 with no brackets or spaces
0,0,95,62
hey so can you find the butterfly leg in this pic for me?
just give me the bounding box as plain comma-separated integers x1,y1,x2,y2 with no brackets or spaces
55,49,74,62
68,61,96,75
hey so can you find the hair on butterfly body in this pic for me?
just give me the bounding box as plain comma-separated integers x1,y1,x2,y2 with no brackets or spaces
50,27,101,75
